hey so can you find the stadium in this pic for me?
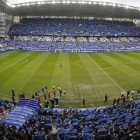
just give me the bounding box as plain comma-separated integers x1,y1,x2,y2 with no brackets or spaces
0,0,140,139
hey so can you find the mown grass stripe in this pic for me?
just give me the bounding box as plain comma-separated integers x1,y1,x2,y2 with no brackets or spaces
98,52,140,91
0,51,42,97
21,52,59,98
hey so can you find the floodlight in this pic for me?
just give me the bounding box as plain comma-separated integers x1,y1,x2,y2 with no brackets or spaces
63,0,66,3
41,2,45,4
103,3,106,6
30,3,35,5
125,5,129,9
117,4,121,7
26,3,30,6
93,2,97,4
113,3,116,7
52,1,56,4
81,1,86,4
67,1,70,4
107,3,112,6
88,1,91,4
129,6,133,9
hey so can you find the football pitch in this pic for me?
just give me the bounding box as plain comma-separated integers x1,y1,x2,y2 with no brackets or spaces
0,50,140,107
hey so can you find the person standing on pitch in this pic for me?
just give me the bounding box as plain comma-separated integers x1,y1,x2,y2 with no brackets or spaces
59,89,62,96
64,89,66,95
83,98,85,107
53,91,56,97
138,89,140,99
48,92,51,99
32,94,35,100
12,96,15,103
45,86,47,93
42,88,44,94
38,96,41,103
121,92,125,100
123,96,126,103
52,85,55,90
12,89,15,97
113,98,116,106
127,91,130,98
50,99,54,108
104,95,108,103
117,98,120,105
37,90,40,96
35,92,38,100
44,93,47,100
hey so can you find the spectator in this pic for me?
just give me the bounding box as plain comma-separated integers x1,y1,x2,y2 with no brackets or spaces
0,107,4,113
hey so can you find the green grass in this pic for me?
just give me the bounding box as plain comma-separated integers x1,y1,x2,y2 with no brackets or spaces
0,50,140,107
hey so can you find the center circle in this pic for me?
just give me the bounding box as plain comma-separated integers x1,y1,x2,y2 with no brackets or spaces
76,59,117,69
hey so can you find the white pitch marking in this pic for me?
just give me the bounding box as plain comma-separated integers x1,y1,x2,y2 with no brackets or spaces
86,53,126,93
0,53,31,74
15,58,28,65
76,59,117,70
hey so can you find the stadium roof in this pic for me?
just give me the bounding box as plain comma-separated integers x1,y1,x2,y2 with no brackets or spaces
7,0,140,7
1,0,140,19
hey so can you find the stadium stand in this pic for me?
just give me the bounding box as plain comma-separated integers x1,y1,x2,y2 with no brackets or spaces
8,18,140,52
1,2,140,139
8,18,140,36
0,99,140,139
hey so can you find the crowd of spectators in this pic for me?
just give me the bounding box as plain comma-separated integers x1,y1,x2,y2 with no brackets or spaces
1,88,140,139
0,100,14,122
0,38,8,51
8,18,140,36
12,36,140,43
6,18,140,52
0,100,140,140
0,100,13,114
8,36,140,52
